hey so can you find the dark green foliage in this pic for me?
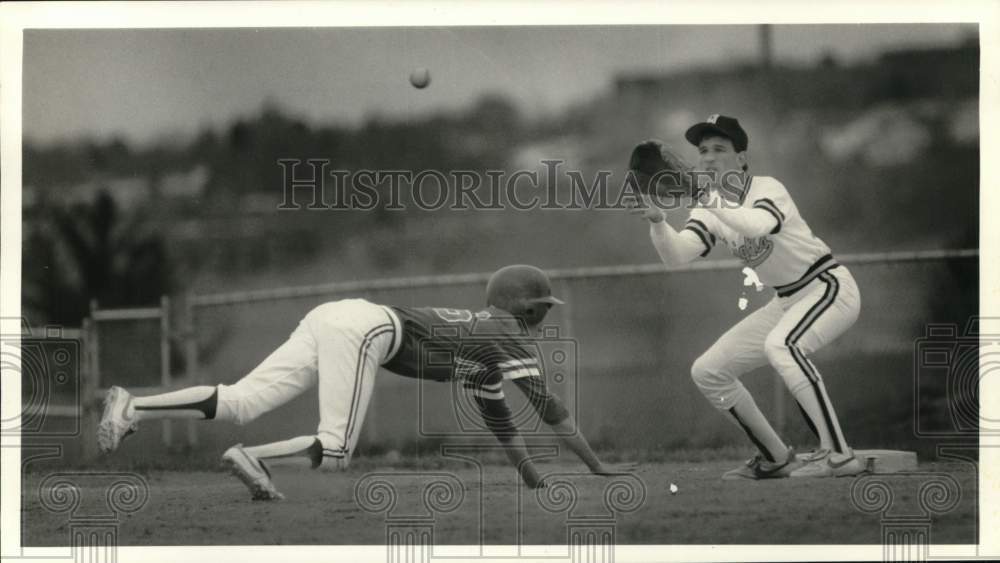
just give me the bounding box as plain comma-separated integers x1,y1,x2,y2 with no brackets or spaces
23,191,174,326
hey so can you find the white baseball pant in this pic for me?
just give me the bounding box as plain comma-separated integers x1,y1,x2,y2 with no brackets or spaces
213,299,401,465
690,266,861,452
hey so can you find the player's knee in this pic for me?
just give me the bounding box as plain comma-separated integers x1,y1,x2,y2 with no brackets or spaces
690,354,724,388
214,386,262,426
764,333,791,366
690,355,739,408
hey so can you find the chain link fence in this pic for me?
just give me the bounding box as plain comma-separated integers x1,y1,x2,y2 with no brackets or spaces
24,249,975,465
170,249,976,462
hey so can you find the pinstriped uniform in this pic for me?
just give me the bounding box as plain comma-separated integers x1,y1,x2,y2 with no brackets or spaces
216,299,400,466
685,176,860,454
215,301,564,467
384,305,568,428
685,176,835,281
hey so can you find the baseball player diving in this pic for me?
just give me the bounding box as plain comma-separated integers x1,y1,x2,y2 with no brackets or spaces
628,114,863,480
97,265,633,499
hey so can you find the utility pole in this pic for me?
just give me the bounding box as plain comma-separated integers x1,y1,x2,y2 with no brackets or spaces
759,24,774,70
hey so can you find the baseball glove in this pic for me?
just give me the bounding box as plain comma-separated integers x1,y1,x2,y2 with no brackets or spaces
628,140,698,198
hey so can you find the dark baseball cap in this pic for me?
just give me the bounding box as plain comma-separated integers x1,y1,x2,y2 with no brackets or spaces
685,114,749,152
487,264,565,309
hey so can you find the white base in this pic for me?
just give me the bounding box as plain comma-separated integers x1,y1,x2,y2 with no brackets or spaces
855,449,918,474
795,449,918,473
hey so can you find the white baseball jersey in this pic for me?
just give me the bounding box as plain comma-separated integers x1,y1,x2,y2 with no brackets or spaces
684,176,838,296
674,174,860,457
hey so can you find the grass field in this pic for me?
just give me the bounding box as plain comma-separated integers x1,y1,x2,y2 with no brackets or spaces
22,457,977,546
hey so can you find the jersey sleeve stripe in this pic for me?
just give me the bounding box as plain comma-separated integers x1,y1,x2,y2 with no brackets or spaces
502,367,542,380
498,358,538,369
481,381,503,390
683,224,713,257
472,388,505,400
685,219,716,243
753,201,783,234
753,198,785,221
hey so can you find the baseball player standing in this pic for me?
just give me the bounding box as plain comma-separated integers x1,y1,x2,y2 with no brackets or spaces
98,265,632,499
629,114,863,479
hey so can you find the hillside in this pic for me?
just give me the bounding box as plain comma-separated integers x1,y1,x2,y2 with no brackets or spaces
22,41,979,318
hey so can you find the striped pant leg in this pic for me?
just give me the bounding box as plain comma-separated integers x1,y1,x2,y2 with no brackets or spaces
764,268,861,453
691,299,788,460
308,299,396,467
215,319,319,425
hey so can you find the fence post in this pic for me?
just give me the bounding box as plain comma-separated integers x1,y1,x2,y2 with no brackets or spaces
556,280,579,427
160,295,172,448
184,293,199,447
87,300,102,461
89,299,100,388
80,316,98,460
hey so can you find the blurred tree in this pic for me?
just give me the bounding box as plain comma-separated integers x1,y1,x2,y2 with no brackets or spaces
467,94,521,132
23,190,175,326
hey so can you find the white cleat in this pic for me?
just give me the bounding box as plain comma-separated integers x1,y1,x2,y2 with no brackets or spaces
222,444,285,501
97,386,137,454
789,449,866,478
722,447,800,480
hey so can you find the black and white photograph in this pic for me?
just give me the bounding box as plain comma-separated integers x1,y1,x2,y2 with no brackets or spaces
1,2,996,561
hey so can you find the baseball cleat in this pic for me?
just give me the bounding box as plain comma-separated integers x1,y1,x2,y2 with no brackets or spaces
789,449,866,478
722,447,799,480
222,444,285,501
97,386,138,454
795,448,829,463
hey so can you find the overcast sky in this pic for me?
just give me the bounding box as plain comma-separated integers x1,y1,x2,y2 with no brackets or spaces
23,24,976,146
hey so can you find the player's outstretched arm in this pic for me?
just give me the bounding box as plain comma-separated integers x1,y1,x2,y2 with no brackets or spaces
512,377,637,476
628,195,704,266
499,434,547,489
550,413,638,476
472,391,546,488
701,191,778,238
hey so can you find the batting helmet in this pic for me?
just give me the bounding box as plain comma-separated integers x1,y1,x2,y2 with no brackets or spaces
486,265,564,327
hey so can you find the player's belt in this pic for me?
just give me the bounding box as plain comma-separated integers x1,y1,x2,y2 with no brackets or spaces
775,254,839,298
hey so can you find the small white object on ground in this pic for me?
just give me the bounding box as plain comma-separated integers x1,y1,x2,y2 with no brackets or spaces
669,483,678,494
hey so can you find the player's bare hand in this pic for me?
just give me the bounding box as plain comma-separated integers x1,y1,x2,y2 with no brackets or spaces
523,473,548,489
626,195,665,223
516,460,548,489
592,461,639,476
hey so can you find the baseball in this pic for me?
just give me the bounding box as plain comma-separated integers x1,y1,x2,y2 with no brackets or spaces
409,67,431,89
669,483,679,494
